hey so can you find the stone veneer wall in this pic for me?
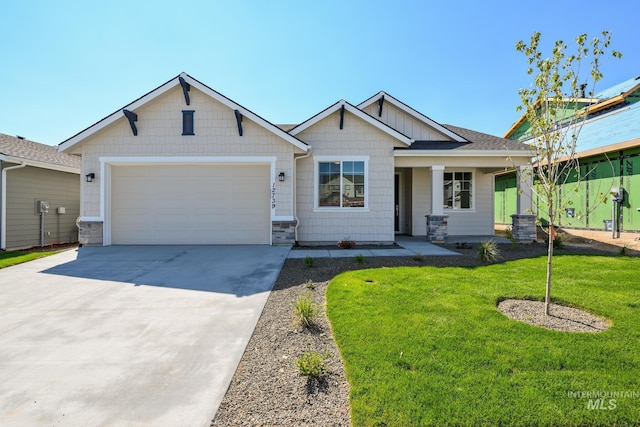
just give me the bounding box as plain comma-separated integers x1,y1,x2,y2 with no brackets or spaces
78,221,103,246
511,214,536,243
272,220,296,246
426,214,448,243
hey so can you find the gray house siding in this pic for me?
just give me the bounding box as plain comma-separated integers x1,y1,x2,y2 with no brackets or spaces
5,165,80,249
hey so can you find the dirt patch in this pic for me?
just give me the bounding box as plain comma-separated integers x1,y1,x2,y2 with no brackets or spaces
498,299,610,333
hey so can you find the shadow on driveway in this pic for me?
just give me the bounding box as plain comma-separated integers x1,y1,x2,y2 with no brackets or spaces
43,245,291,297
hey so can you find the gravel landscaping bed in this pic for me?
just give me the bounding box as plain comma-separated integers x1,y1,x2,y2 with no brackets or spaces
211,239,632,426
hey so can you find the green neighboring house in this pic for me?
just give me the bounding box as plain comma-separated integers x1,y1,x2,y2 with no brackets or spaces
496,75,640,235
0,133,81,250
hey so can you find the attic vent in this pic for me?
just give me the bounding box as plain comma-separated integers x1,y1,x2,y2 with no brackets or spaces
182,110,195,136
16,135,25,140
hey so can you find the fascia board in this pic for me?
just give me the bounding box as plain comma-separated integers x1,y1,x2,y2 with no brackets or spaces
1,155,80,174
394,149,533,158
59,77,180,152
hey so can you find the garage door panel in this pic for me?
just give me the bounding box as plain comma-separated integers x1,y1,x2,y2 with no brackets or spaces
111,165,270,245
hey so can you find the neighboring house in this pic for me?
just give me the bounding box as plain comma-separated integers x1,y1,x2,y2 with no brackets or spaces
497,74,640,235
59,73,532,246
0,133,81,250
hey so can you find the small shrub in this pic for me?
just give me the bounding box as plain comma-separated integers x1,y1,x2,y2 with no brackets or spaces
337,237,356,249
477,240,501,264
294,291,317,328
412,254,425,262
304,256,314,268
305,279,316,290
504,227,513,240
354,254,366,264
295,350,331,378
544,232,565,249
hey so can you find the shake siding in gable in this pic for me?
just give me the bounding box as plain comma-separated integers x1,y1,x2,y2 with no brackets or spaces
80,86,298,219
295,109,403,243
361,102,450,141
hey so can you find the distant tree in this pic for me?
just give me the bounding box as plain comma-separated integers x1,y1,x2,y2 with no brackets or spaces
515,31,621,315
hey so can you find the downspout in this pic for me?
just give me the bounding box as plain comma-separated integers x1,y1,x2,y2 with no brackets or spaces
1,159,27,250
293,147,312,244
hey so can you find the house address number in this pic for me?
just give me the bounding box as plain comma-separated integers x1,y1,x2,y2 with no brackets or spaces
271,182,276,209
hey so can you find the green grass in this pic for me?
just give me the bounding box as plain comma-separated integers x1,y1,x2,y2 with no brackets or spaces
326,254,640,426
0,250,60,268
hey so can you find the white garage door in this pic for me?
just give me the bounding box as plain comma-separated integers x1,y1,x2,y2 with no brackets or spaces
110,164,270,245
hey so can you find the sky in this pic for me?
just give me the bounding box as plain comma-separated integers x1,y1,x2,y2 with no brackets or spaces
1,0,638,146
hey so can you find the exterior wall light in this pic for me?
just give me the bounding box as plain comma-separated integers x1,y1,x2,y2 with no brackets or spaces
278,172,285,182
85,173,95,183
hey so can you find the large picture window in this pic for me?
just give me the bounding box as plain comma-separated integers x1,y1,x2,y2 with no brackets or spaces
318,160,366,208
444,171,473,209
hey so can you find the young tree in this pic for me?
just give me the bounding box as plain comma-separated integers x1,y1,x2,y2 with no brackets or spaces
515,31,621,315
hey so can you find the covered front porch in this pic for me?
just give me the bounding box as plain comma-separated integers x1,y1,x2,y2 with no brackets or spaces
394,159,534,243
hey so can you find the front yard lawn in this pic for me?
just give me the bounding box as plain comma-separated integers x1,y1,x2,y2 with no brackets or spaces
327,254,640,426
0,249,61,269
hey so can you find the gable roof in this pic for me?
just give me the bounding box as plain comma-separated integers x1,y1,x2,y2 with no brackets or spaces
58,72,308,153
288,100,413,145
0,133,80,173
357,91,468,142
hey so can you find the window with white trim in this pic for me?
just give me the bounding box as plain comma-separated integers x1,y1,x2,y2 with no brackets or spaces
444,171,473,209
318,160,366,208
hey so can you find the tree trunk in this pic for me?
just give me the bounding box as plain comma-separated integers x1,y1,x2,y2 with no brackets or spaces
545,227,554,316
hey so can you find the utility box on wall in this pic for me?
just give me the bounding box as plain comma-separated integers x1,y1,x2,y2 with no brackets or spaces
37,200,49,213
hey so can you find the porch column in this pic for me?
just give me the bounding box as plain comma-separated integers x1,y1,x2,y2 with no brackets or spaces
516,165,533,215
511,165,536,242
426,165,448,242
431,165,445,215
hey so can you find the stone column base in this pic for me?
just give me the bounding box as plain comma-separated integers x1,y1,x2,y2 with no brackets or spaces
426,214,448,243
511,214,536,243
77,221,104,246
272,220,297,246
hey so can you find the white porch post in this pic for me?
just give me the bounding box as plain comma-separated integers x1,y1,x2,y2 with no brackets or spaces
431,165,445,215
516,165,533,214
511,165,536,242
426,165,448,242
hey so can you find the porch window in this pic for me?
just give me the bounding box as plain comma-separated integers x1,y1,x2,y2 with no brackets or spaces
317,160,367,208
444,171,473,209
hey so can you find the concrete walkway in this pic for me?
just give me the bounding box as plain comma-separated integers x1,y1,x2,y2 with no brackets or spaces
287,235,509,259
0,245,289,427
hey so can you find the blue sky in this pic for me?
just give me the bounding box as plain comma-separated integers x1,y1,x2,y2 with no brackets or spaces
1,0,638,146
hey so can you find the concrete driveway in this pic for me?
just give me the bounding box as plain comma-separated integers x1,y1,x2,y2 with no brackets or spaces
0,245,290,427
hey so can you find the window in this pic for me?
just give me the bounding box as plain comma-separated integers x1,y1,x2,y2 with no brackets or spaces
318,160,366,208
182,110,195,135
444,171,473,209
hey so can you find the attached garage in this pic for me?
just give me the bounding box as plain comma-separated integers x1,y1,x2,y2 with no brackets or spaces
109,164,270,245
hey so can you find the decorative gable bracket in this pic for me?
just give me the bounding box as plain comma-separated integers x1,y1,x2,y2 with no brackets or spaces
234,109,243,136
122,109,138,136
378,95,385,117
179,76,191,105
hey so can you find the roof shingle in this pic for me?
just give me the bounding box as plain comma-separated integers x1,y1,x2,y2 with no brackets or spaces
0,133,81,170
